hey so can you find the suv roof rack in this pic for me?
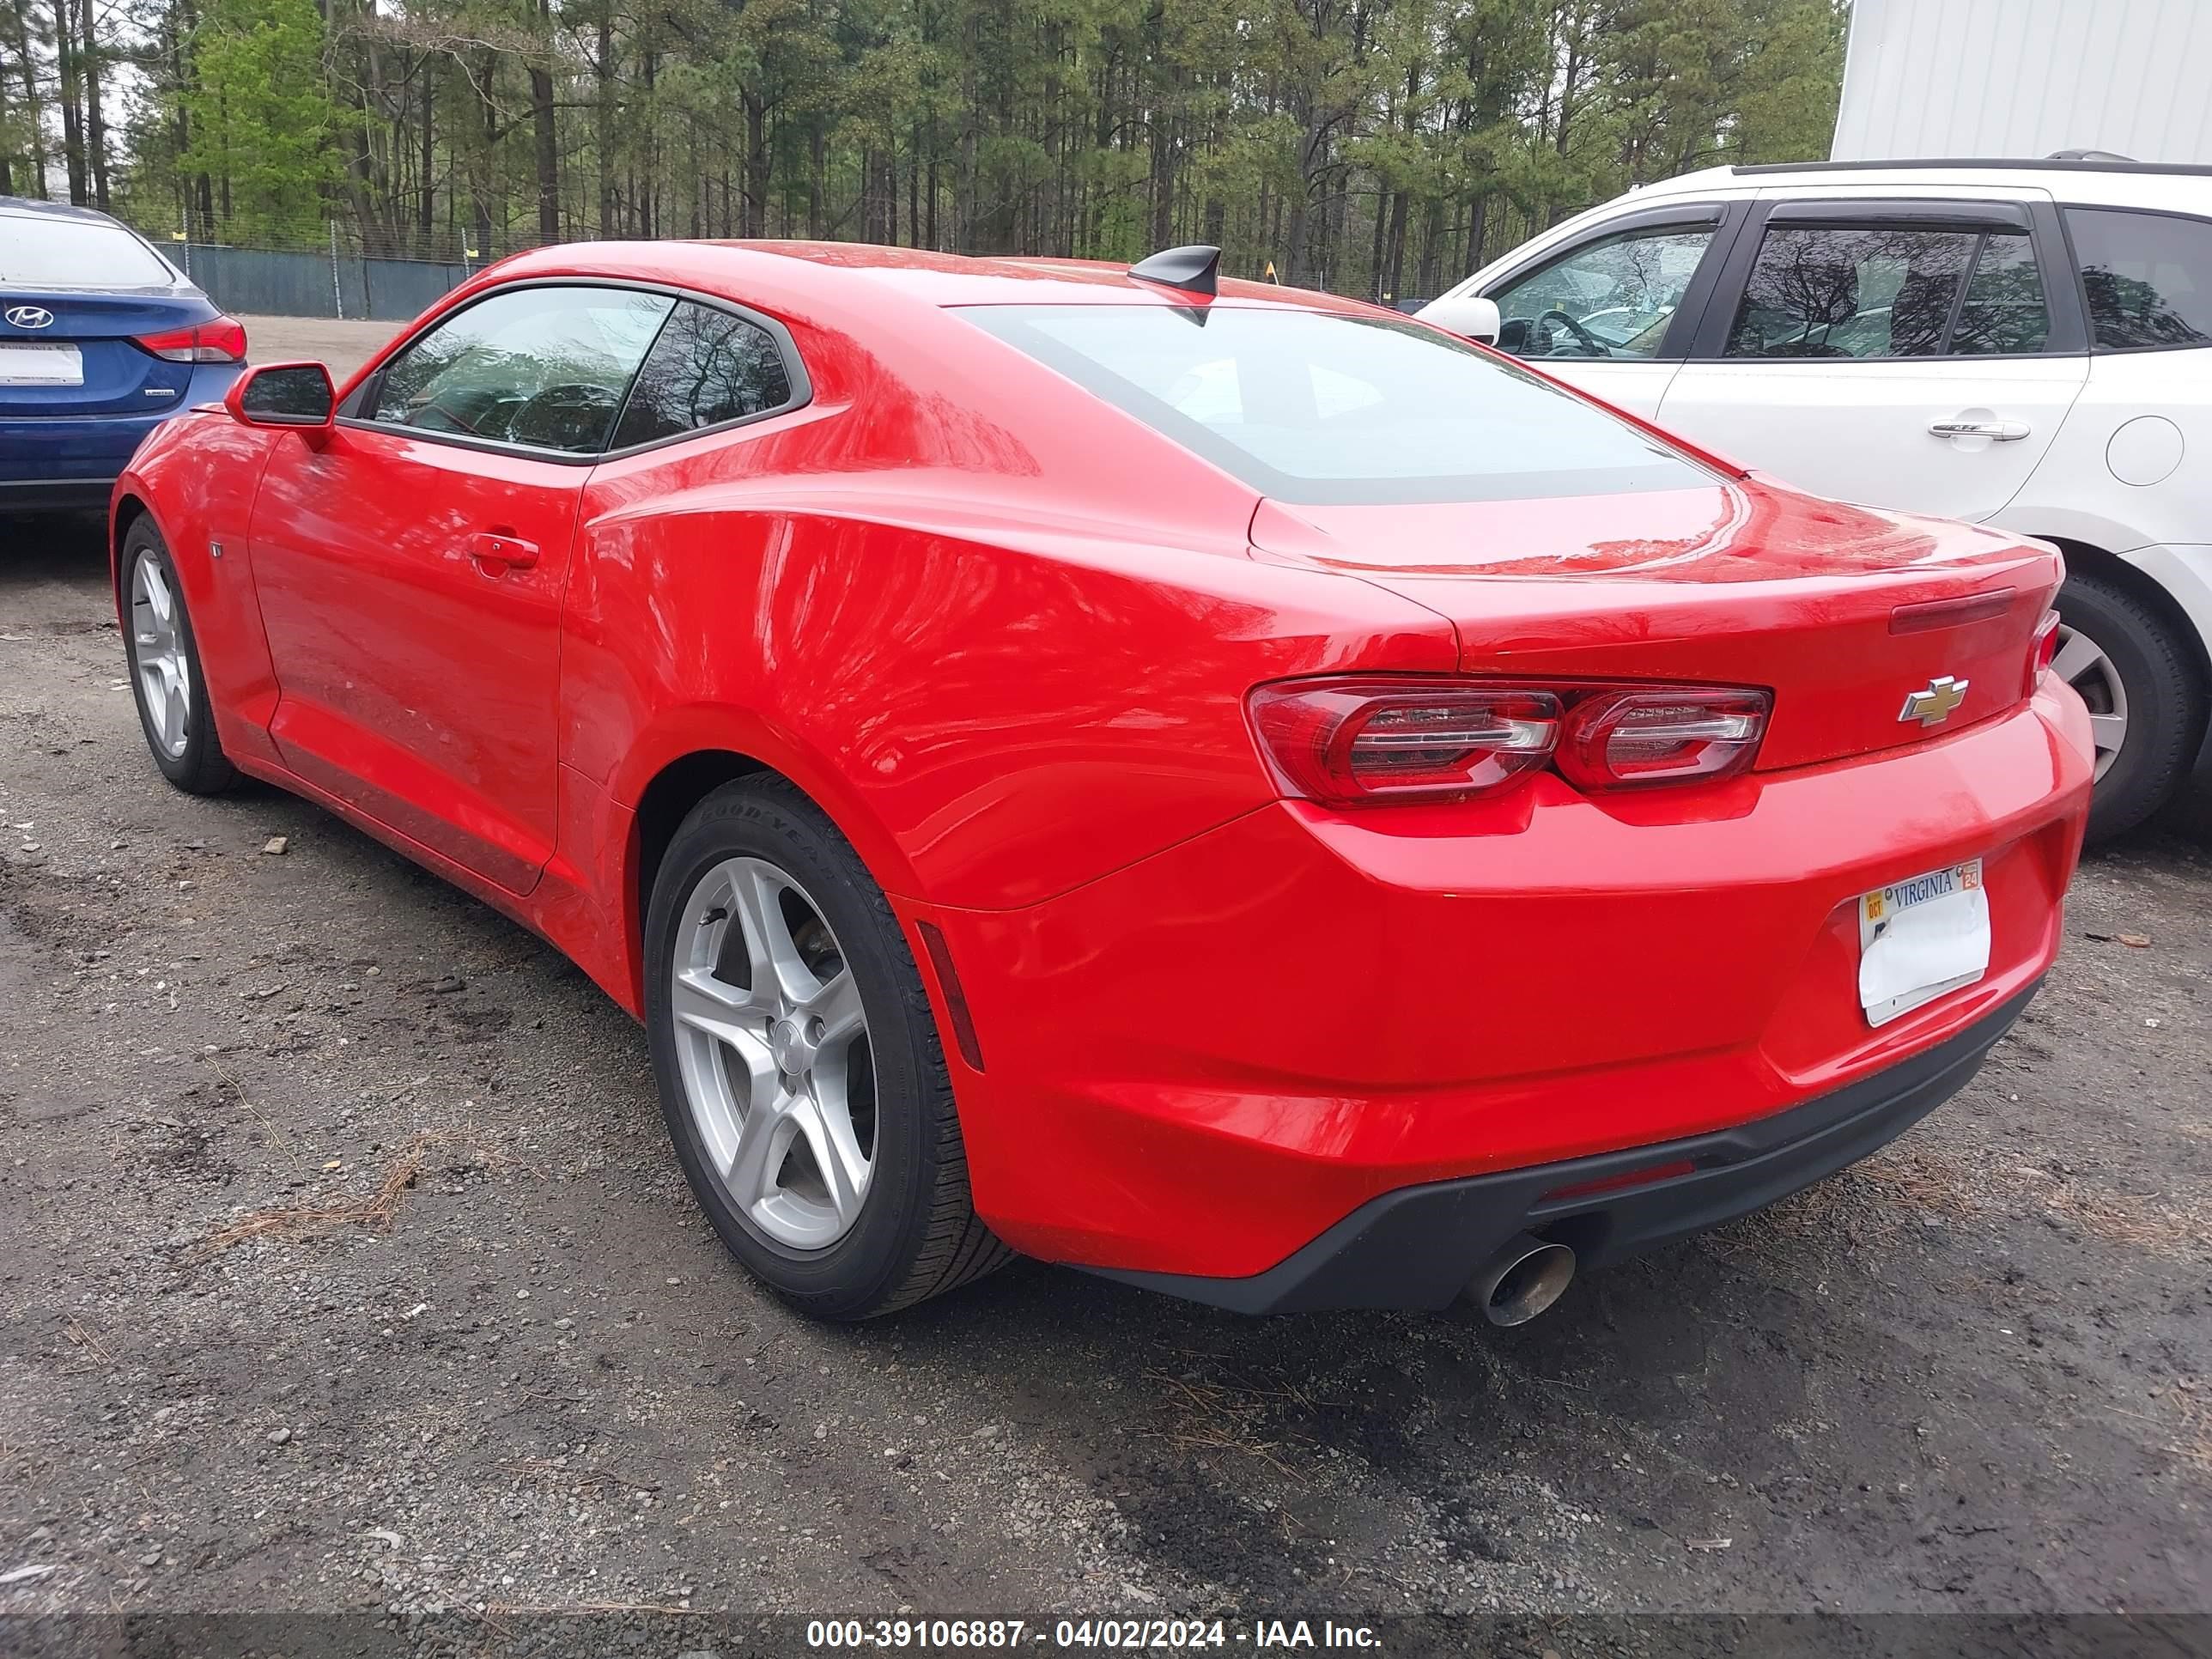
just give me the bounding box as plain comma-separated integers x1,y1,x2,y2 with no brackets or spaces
1731,157,2212,179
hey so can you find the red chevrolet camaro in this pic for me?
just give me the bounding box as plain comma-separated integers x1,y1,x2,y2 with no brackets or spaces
110,240,2094,1323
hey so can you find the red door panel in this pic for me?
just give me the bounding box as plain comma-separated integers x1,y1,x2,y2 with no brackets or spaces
248,423,582,894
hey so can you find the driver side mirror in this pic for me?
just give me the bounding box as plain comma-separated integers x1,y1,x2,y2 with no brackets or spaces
1418,294,1502,346
225,362,336,434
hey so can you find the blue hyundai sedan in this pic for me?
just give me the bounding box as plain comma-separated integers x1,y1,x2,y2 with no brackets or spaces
1,198,248,514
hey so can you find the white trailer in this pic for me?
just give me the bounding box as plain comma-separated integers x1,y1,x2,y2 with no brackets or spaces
1833,0,2212,165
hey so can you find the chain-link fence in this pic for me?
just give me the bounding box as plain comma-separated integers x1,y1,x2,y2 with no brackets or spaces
114,208,562,320
112,206,1441,322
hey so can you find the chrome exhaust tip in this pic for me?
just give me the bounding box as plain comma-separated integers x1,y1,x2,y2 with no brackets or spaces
1466,1233,1577,1327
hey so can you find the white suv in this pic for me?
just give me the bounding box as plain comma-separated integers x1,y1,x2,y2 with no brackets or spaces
1419,157,2212,842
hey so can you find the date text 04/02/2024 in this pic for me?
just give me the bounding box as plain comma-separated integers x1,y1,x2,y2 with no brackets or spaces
804,1618,1384,1648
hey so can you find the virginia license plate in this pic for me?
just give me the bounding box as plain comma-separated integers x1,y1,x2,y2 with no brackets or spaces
0,342,84,386
1857,859,1990,1027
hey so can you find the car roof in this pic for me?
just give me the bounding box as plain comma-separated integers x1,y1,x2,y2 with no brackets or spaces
485,238,1385,314
1620,158,2212,208
1729,157,2212,182
0,196,130,227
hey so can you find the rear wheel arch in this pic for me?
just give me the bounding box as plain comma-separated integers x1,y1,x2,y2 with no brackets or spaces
632,750,780,958
2036,535,2210,838
2040,536,2212,702
110,493,154,607
624,746,915,1010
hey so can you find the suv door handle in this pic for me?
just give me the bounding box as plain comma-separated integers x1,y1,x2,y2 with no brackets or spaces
469,531,539,574
1929,418,2030,441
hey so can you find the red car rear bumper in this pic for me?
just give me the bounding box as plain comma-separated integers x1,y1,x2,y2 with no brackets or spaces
1091,980,2037,1312
915,684,2092,1299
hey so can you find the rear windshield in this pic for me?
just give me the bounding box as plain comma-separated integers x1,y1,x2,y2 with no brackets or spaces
958,303,1712,505
0,216,178,288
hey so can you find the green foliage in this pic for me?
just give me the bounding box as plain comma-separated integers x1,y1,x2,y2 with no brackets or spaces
34,0,1846,298
175,0,343,236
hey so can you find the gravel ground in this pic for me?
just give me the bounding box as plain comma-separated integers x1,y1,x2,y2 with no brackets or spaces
1,318,2209,1648
234,314,399,383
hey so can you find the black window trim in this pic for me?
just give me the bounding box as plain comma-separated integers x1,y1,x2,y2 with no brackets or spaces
337,276,813,465
1764,198,2031,229
1474,199,1753,363
2056,201,2212,357
1686,195,2087,362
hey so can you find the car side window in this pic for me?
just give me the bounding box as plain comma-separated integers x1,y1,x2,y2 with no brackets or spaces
1724,224,2049,360
610,300,795,448
2066,207,2212,351
1488,224,1716,361
1951,232,2051,355
370,285,676,454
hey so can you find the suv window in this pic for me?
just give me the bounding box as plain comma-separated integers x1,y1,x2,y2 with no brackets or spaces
610,300,794,448
2066,207,2212,350
1726,224,2049,359
1490,223,1716,360
371,285,675,454
961,304,1713,506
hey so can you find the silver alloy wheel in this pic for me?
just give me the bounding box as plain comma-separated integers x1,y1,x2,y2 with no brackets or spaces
669,856,876,1250
2051,623,2128,782
129,550,191,761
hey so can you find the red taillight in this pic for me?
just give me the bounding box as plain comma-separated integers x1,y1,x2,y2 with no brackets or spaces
133,316,247,363
1246,677,1771,806
2027,608,2062,696
1556,687,1771,790
1246,678,1562,805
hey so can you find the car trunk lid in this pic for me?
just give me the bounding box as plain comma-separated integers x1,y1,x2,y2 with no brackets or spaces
0,290,202,419
1249,477,2063,772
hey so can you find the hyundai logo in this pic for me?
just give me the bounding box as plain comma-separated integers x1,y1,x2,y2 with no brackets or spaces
5,305,55,329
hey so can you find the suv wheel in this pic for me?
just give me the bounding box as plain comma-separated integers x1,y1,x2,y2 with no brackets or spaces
2054,570,2203,843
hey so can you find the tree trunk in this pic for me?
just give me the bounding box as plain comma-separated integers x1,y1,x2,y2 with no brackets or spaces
806,125,823,239
597,15,616,236
744,92,769,238
473,48,496,257
1415,193,1443,301
640,45,657,238
1368,185,1389,301
55,0,87,204
80,0,107,209
1464,192,1489,276
418,60,435,249
531,41,558,237
1382,187,1407,301
9,0,47,198
926,143,939,250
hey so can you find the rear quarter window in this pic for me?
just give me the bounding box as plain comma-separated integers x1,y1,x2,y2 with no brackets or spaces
2065,207,2212,350
959,304,1712,506
610,300,796,448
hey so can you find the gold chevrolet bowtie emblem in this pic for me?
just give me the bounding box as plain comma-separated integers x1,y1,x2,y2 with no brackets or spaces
1899,675,1969,726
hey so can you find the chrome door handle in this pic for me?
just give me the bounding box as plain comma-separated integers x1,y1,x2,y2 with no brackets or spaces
1930,418,2030,441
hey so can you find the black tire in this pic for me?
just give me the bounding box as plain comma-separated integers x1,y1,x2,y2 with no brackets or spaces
2057,569,2204,844
642,777,1011,1319
119,515,238,796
